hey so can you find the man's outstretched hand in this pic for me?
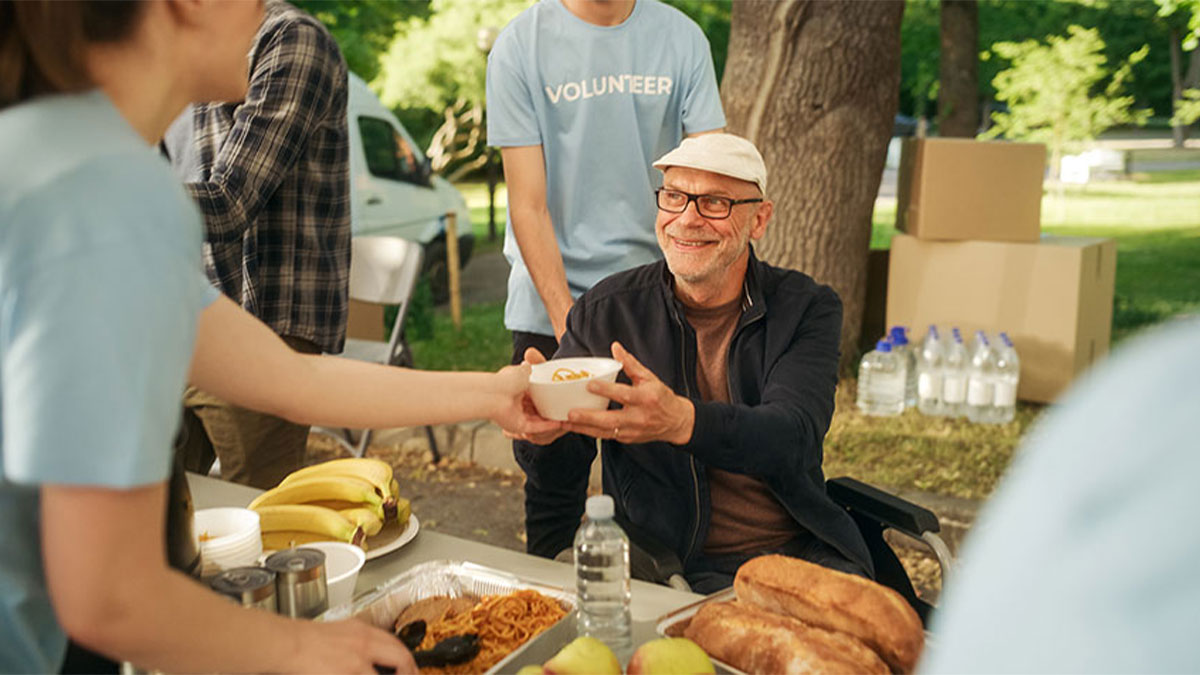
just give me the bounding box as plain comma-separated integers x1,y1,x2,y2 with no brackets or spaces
564,341,694,445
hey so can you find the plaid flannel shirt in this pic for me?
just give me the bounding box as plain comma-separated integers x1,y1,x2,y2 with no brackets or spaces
167,0,350,353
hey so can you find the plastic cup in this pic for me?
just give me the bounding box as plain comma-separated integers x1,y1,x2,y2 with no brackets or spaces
296,542,366,609
194,508,261,576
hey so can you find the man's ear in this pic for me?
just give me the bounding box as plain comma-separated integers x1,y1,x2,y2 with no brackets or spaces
749,199,773,241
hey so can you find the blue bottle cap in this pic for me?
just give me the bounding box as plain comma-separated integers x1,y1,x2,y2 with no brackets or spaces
876,339,892,352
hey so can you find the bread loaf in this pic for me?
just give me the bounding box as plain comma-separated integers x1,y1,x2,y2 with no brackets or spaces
734,555,923,673
683,600,889,674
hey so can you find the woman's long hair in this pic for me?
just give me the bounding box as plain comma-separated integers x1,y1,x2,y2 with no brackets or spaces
0,0,144,110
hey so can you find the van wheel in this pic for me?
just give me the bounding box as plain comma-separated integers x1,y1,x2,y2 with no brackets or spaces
425,240,451,305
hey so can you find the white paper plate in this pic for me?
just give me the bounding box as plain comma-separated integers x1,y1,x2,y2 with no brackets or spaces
364,514,419,561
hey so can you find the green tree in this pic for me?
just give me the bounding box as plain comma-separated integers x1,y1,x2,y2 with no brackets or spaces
661,0,731,83
982,25,1151,178
374,0,530,112
292,0,428,82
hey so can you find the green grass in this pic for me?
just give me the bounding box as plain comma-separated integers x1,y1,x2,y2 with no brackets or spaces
409,301,512,372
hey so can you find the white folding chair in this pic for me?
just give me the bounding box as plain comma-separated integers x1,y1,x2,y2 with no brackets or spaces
332,236,439,458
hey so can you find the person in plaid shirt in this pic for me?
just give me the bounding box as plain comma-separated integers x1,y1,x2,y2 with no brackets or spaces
163,0,350,489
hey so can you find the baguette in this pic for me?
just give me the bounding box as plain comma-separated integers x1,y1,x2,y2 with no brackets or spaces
735,555,924,673
683,600,889,675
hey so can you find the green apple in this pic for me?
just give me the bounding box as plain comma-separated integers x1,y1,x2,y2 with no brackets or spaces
627,637,714,675
542,636,621,675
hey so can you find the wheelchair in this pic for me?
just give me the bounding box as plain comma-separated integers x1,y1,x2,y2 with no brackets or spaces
617,476,954,627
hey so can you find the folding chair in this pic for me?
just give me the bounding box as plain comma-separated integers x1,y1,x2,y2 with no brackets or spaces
333,236,439,459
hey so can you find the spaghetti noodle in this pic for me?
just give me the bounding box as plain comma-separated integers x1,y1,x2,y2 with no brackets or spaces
417,589,568,674
551,367,591,382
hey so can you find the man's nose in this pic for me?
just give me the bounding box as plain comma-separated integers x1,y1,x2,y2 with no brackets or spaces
677,198,707,225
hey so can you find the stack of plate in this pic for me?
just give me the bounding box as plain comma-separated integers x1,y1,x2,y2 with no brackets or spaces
194,507,262,577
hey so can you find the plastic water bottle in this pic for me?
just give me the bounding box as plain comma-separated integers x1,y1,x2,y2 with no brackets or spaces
966,331,997,423
857,339,905,416
575,495,632,660
916,325,946,416
889,326,918,408
941,329,969,417
992,332,1020,424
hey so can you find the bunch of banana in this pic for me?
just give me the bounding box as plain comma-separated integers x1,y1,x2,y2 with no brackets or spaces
248,458,412,551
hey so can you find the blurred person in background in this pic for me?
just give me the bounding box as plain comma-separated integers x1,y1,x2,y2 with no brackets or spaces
486,0,726,560
162,0,352,490
0,2,556,672
921,318,1200,673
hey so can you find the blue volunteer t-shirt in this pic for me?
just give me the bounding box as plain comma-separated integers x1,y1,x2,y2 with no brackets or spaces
0,90,217,673
487,0,726,335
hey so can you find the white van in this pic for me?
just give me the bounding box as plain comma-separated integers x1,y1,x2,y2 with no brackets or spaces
347,73,474,300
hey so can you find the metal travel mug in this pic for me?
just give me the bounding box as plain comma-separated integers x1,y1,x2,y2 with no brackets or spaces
265,548,328,619
209,567,278,613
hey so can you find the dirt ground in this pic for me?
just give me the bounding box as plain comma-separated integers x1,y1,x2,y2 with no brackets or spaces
306,433,943,605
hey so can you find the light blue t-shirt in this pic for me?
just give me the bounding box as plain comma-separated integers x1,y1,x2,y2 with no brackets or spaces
0,91,216,673
921,319,1200,673
486,0,726,335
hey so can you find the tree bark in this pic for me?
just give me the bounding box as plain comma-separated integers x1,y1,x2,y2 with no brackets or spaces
938,0,979,137
1170,27,1185,148
722,0,904,369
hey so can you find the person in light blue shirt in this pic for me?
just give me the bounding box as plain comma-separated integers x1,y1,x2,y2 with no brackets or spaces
921,318,1200,673
0,3,557,672
486,0,725,558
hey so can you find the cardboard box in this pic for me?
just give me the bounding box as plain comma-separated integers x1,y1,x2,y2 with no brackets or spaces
886,233,1116,403
896,138,1046,242
346,299,387,342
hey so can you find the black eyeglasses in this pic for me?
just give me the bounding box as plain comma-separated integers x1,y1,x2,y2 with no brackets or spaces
655,188,763,220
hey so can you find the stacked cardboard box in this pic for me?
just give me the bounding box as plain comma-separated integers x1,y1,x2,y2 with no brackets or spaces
885,138,1116,403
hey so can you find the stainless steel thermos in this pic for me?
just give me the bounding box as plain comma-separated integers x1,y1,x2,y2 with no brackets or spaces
265,548,329,618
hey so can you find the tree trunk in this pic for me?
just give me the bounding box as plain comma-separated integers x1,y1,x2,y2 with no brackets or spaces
722,0,904,369
938,0,979,137
1170,27,1185,148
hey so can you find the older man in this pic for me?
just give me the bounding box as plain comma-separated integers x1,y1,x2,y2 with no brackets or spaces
517,133,872,592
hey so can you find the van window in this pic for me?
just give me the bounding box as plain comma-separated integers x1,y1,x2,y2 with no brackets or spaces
359,116,422,184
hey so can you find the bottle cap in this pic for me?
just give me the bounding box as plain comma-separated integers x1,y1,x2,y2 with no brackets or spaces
975,330,989,346
875,339,892,352
929,325,939,338
889,326,909,345
586,495,615,520
1000,332,1013,348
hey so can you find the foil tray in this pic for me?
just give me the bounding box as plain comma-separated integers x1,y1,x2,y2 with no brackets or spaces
654,588,746,675
320,560,576,673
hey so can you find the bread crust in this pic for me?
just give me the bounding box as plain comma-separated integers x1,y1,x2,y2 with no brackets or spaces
683,600,889,674
734,555,923,673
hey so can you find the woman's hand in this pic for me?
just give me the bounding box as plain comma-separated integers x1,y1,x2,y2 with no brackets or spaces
291,619,417,674
490,361,564,441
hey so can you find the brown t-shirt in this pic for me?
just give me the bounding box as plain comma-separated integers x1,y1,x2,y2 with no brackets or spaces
682,297,799,555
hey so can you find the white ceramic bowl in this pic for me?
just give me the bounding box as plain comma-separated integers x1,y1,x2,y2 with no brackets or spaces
297,542,367,609
528,357,622,421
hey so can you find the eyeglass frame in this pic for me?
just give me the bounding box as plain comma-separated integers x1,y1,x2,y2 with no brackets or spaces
654,188,764,220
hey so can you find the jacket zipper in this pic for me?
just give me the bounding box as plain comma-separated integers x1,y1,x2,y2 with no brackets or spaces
670,306,703,567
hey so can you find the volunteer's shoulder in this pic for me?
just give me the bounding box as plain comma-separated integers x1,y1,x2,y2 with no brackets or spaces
642,0,710,42
490,2,544,59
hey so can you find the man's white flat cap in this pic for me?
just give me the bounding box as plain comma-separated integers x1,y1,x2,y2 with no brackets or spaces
652,132,767,195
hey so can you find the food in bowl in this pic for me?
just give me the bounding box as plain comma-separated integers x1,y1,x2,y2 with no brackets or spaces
551,367,591,382
528,357,622,421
